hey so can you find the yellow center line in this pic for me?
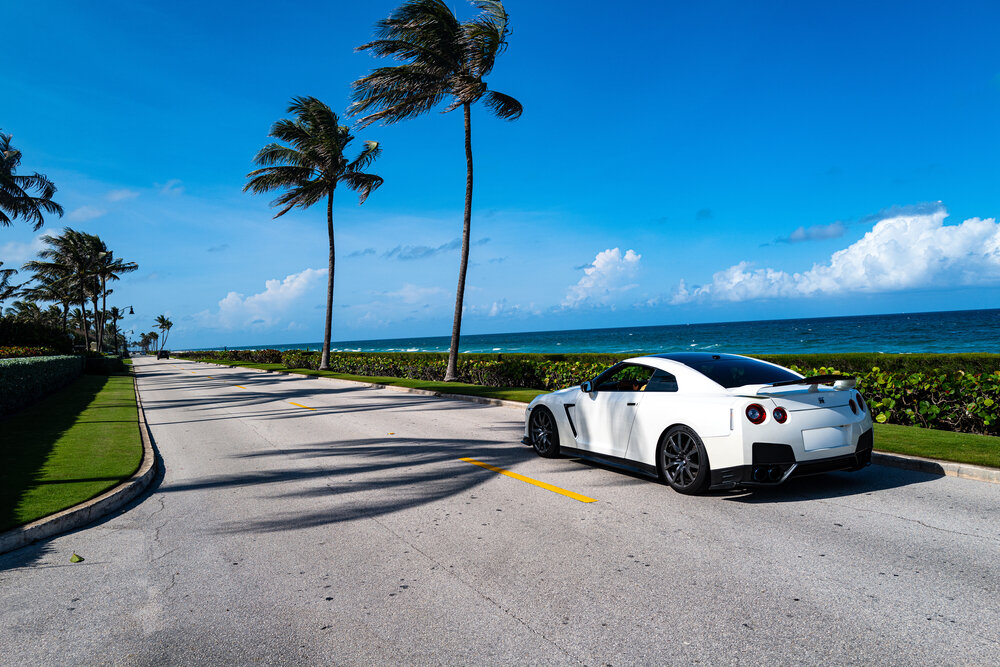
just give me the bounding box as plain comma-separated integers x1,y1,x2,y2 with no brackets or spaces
459,457,597,503
287,402,316,411
234,385,247,389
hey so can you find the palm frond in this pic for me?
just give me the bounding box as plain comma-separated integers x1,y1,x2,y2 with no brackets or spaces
482,90,523,120
341,172,385,205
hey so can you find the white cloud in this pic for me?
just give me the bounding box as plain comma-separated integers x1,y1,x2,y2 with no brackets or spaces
66,205,105,222
781,220,847,243
563,248,641,307
672,208,1000,304
106,189,139,202
0,230,51,264
197,268,327,329
384,284,446,304
157,179,184,196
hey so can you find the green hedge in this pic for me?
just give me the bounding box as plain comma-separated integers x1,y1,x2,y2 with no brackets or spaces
175,350,1000,435
0,355,85,415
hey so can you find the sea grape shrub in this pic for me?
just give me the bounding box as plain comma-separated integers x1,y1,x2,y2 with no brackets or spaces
790,365,1000,436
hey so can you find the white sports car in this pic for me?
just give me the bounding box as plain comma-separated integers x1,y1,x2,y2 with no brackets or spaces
522,353,874,494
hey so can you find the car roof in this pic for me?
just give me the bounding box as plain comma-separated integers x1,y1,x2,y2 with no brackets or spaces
646,352,747,363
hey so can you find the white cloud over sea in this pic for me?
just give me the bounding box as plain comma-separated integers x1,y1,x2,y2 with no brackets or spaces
564,248,641,307
195,268,327,329
672,208,1000,304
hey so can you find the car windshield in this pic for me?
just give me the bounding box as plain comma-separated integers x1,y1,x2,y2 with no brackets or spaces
680,357,801,388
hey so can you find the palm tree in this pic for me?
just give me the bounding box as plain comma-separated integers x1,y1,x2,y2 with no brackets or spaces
19,271,73,332
0,131,64,230
94,251,138,352
245,96,384,370
155,314,173,351
351,0,522,381
0,262,19,309
25,228,101,350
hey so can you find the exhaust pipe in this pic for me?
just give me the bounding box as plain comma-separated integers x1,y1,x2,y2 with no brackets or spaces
752,466,767,482
767,466,783,481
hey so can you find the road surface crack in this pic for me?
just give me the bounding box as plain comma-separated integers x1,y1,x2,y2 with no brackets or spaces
818,500,999,543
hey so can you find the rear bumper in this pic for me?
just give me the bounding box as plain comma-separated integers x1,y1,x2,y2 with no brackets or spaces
711,428,874,488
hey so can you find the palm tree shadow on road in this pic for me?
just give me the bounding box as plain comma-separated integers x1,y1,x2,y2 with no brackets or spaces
156,436,533,535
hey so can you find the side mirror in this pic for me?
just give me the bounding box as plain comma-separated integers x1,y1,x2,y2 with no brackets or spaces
581,380,593,393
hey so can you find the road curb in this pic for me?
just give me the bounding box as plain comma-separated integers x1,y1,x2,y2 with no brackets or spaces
182,359,999,484
0,374,159,556
872,451,999,484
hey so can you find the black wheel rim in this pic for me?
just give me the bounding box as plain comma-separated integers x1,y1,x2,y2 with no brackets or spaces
663,431,700,487
531,410,555,452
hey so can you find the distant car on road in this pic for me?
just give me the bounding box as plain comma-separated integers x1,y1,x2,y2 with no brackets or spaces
156,350,170,359
523,352,874,494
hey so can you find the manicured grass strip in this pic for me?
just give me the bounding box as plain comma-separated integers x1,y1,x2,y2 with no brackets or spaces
0,374,142,532
189,359,998,469
194,359,545,403
873,423,999,469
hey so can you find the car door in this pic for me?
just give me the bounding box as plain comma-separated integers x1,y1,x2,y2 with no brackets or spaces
571,363,654,457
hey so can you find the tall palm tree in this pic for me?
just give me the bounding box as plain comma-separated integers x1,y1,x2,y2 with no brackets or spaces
245,96,384,370
94,251,138,352
351,0,522,381
0,262,19,308
25,228,101,350
155,314,173,351
106,306,126,355
0,131,64,230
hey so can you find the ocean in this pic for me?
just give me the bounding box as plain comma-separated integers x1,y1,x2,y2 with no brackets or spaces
202,308,1000,355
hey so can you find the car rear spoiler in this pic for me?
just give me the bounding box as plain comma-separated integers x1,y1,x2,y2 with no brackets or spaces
765,374,856,390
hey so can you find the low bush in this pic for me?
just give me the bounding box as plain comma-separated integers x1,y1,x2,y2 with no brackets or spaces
0,346,58,359
0,355,85,415
85,356,126,375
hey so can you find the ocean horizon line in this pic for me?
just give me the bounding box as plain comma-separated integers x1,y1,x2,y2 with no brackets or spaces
178,306,1000,356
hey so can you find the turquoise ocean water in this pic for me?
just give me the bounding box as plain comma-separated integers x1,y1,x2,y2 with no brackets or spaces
200,308,1000,355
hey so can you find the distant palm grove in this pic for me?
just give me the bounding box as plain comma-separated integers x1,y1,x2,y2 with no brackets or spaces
2,1,521,363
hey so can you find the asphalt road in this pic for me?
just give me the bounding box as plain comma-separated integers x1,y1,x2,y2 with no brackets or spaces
2,356,998,665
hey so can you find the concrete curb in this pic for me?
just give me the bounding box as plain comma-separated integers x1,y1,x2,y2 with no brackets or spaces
183,359,999,485
872,451,1000,484
0,375,159,556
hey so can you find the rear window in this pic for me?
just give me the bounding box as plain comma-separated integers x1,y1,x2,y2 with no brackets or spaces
681,357,800,388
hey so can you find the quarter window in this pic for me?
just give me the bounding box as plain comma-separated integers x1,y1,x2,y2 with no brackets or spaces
645,369,678,392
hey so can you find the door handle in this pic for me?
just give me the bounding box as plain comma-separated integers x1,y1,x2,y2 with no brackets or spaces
627,402,636,406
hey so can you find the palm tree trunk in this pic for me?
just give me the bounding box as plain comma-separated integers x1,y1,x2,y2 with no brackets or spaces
98,276,107,352
444,103,474,382
319,188,335,371
91,293,101,352
79,293,90,351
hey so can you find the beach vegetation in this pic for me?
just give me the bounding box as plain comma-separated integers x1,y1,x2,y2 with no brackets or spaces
245,97,383,371
351,0,522,382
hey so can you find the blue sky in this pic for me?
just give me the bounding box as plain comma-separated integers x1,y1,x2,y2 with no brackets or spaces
3,0,1000,349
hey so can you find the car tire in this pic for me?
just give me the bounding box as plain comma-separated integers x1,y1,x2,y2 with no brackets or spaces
657,425,710,495
529,406,560,458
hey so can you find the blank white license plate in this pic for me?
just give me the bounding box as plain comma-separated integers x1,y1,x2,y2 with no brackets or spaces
802,426,849,451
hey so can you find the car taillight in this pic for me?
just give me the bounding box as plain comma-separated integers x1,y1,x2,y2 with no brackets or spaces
856,392,866,413
746,403,766,424
773,407,787,423
849,399,858,414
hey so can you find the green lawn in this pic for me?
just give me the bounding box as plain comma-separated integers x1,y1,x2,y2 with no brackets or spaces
873,423,999,468
191,358,998,469
0,374,142,532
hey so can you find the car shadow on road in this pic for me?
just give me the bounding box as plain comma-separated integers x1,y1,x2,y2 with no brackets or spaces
156,436,535,535
719,464,942,503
